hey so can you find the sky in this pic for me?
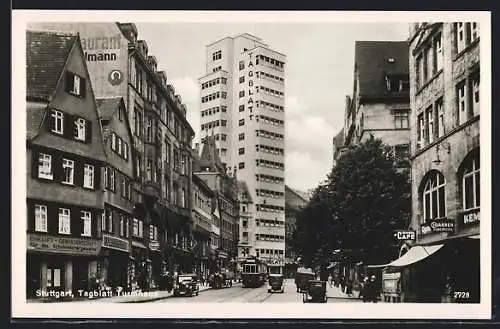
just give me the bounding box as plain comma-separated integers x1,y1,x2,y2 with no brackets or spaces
135,22,410,192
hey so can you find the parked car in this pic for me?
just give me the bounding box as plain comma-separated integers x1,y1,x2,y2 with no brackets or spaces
173,274,199,297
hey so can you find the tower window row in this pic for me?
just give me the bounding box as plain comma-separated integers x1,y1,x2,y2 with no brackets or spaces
201,119,227,130
258,100,284,112
201,91,227,103
258,115,284,127
256,144,284,156
256,129,284,140
256,159,285,170
255,174,284,184
201,76,227,89
201,105,227,117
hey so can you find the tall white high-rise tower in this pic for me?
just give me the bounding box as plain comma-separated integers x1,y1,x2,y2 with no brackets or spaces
199,33,286,264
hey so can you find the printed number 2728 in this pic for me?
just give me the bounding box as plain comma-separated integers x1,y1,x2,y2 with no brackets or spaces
454,291,470,299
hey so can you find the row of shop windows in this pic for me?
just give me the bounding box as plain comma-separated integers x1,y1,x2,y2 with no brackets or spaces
419,152,479,223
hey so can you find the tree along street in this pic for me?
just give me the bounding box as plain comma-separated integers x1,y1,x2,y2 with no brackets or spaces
292,137,411,270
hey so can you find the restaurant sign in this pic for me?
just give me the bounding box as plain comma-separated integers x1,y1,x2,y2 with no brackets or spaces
27,233,101,256
102,234,130,253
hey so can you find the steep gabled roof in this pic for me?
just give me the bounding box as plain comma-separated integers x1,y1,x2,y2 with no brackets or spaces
26,30,78,101
198,134,225,173
354,41,409,98
96,97,123,120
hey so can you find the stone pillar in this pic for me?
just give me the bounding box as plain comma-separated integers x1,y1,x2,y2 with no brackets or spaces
40,261,47,291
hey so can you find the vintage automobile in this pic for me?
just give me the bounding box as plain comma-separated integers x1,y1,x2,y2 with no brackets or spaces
173,274,199,297
267,264,284,293
210,271,233,289
295,267,315,293
302,280,327,303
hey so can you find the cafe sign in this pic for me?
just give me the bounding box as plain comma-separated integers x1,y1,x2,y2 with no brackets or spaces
393,230,416,241
102,234,130,253
27,233,101,256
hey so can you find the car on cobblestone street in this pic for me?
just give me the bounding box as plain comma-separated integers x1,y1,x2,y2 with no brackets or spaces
173,274,199,297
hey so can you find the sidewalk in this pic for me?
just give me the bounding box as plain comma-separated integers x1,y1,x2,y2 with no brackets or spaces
27,283,215,303
326,284,361,300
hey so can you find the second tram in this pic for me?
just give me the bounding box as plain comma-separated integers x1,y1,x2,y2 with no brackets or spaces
241,257,267,288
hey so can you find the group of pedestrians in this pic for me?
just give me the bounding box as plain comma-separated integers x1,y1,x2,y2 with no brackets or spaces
326,273,380,302
359,275,380,303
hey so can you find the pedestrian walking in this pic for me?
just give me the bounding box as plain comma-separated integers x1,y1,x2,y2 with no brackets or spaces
346,278,353,296
340,276,346,293
360,276,369,302
367,275,378,303
328,274,333,287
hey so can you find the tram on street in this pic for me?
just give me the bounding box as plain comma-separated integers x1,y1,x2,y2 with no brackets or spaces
241,256,267,288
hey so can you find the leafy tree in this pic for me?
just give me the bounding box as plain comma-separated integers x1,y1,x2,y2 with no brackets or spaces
292,137,410,268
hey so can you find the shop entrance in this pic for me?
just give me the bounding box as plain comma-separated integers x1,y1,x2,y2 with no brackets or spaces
47,261,65,292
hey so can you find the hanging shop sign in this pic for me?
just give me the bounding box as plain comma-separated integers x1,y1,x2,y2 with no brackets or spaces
421,218,455,234
102,234,130,253
393,230,416,241
149,241,160,251
27,233,101,256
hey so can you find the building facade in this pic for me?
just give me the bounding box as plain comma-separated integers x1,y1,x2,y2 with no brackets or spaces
193,136,240,274
404,22,480,303
338,41,411,165
28,22,196,290
192,172,214,278
26,31,107,297
199,34,286,265
96,97,135,292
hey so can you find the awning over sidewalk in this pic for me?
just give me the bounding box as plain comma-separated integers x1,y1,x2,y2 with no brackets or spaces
366,244,444,269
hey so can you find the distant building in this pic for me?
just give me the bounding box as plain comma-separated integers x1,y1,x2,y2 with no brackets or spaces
191,171,214,277
284,186,309,264
193,135,239,273
335,41,411,168
404,22,480,303
199,34,286,263
26,30,107,297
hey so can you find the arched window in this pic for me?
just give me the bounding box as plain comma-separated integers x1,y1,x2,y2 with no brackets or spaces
422,171,446,222
462,153,480,210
